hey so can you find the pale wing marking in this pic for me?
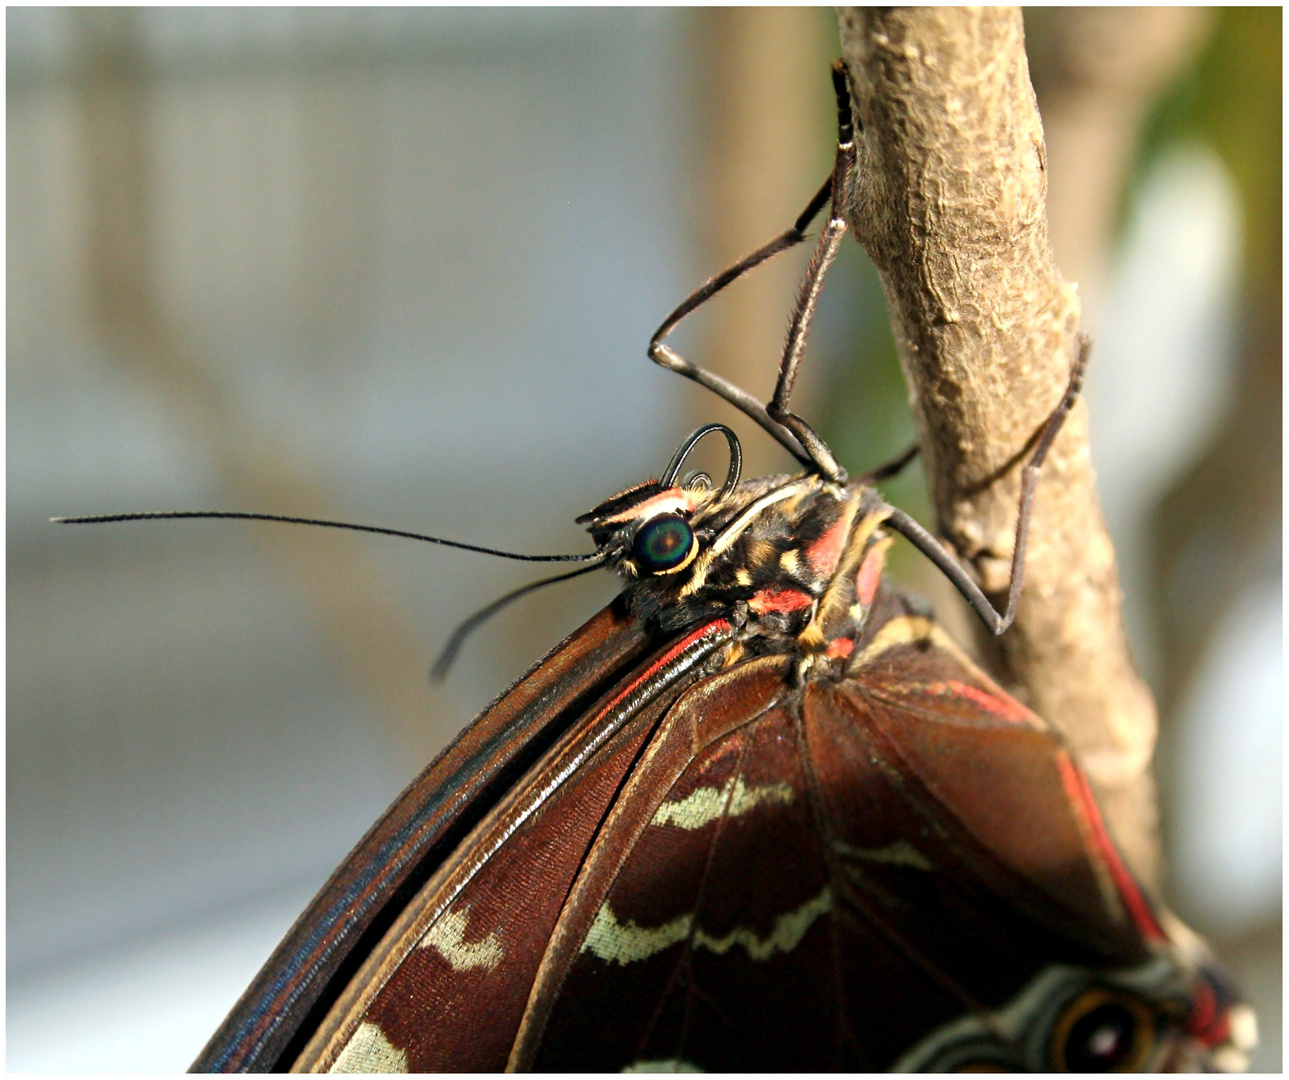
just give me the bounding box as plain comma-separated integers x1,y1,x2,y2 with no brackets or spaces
582,888,831,966
651,776,794,830
328,1021,409,1074
417,904,505,972
833,838,934,871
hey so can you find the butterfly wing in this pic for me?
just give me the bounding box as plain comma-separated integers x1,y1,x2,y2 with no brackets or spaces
286,618,735,1072
202,589,1245,1073
194,601,656,1072
503,592,1235,1072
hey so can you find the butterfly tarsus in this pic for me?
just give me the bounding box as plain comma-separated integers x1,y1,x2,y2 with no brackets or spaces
883,335,1092,636
858,442,920,485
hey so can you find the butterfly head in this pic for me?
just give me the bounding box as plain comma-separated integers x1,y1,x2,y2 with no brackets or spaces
576,478,710,578
579,428,892,666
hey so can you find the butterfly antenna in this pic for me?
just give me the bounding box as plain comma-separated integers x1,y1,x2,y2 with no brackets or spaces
431,560,605,682
51,511,599,563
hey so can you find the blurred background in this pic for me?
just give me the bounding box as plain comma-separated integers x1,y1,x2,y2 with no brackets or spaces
7,8,1280,1071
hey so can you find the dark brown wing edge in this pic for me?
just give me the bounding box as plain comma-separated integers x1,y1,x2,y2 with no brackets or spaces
293,617,736,1071
191,599,653,1073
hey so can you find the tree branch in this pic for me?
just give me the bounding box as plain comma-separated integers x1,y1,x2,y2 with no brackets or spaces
837,8,1161,885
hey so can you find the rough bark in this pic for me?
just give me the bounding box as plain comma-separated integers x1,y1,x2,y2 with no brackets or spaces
836,8,1161,885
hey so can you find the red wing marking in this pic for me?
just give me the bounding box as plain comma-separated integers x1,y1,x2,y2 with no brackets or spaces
919,680,1035,725
749,587,814,614
1203,1012,1233,1049
1055,751,1166,943
618,619,732,698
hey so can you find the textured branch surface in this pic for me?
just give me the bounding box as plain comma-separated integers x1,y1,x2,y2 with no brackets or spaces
837,8,1161,884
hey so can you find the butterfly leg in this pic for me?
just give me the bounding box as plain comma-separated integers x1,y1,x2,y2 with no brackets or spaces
765,63,857,485
883,335,1091,635
858,442,921,485
647,177,832,468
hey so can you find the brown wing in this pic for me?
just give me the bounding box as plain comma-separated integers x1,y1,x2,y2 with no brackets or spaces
259,592,1220,1072
289,618,734,1072
194,601,653,1072
508,609,1185,1072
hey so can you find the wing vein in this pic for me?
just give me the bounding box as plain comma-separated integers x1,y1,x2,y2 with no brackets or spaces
672,736,752,1064
821,688,1024,1046
792,689,862,1070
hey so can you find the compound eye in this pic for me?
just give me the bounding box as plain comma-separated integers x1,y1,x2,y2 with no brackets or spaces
632,513,695,574
1051,989,1153,1072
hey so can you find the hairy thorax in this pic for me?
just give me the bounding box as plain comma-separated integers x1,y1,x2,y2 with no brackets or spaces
579,473,895,680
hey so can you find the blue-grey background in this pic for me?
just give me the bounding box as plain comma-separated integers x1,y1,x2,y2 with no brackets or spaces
7,8,1279,1070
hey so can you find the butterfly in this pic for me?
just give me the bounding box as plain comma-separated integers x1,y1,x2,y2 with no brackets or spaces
64,63,1251,1073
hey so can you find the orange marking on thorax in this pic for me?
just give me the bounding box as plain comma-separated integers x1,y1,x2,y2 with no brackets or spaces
825,638,854,659
804,515,850,577
749,587,814,615
854,540,889,607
